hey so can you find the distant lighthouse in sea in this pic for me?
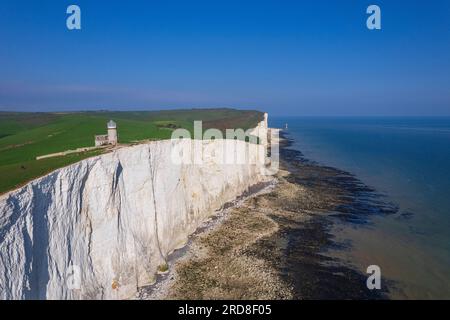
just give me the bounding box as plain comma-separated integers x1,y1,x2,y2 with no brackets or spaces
285,123,288,130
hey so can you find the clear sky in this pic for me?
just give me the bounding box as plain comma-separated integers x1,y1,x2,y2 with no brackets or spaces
0,0,449,115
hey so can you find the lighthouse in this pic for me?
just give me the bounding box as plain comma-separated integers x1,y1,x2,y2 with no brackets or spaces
107,120,118,145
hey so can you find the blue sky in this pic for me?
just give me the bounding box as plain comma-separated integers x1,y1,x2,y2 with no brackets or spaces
0,0,449,115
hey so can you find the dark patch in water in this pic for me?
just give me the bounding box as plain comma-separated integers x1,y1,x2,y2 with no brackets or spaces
396,211,414,221
408,226,427,236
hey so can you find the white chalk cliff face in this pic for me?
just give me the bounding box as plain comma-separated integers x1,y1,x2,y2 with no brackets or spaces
0,123,270,299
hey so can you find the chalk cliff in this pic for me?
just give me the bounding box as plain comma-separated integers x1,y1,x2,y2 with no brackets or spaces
0,120,271,299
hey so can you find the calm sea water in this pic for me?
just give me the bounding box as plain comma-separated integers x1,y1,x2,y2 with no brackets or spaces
270,117,450,299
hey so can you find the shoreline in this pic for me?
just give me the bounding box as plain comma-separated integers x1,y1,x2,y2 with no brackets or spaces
138,131,397,300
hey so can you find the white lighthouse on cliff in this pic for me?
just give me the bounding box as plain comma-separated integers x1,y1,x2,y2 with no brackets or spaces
107,120,118,145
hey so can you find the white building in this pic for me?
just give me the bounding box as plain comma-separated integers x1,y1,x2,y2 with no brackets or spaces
95,120,118,146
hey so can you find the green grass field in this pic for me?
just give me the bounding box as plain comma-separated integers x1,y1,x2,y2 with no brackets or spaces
0,109,263,194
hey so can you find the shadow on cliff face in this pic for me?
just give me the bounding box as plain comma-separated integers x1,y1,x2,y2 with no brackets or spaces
25,177,56,299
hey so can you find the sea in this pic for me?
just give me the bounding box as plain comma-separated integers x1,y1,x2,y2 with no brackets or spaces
270,116,450,299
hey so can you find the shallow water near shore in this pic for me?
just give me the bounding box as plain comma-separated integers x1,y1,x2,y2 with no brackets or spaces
271,117,450,299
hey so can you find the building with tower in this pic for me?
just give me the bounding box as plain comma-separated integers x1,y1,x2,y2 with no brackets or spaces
95,120,118,146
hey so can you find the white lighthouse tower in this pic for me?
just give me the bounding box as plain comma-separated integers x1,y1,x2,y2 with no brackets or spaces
107,120,118,145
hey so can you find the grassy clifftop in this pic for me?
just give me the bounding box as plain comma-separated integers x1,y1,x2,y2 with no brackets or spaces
0,108,263,194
